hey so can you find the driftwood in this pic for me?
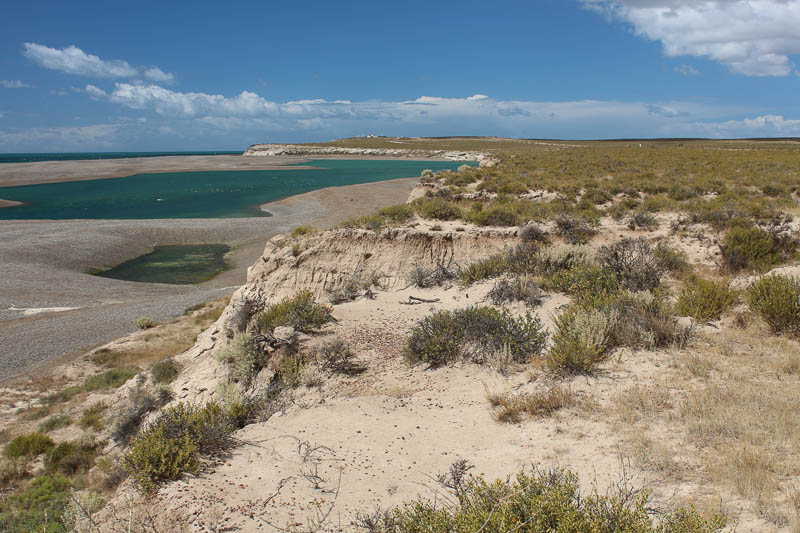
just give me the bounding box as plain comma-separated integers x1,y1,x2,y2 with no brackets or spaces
401,295,441,305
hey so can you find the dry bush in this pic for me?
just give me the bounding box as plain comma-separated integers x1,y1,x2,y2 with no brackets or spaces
488,276,544,307
627,212,659,231
328,270,383,303
216,332,266,388
519,223,549,244
315,337,363,375
596,238,664,292
486,386,578,423
555,214,597,244
407,257,460,288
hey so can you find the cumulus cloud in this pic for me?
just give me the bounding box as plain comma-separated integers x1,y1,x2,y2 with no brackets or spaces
582,0,800,76
693,114,800,137
23,43,175,82
0,79,33,88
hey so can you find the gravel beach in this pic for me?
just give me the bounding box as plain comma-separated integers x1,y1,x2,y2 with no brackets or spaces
0,156,419,383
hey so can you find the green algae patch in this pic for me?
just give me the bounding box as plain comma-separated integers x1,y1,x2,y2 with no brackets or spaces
94,244,230,285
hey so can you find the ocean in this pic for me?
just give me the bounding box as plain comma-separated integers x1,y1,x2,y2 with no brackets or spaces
0,159,473,220
0,151,242,164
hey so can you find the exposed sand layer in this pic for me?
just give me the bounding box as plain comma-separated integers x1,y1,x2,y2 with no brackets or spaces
0,176,419,384
0,198,22,208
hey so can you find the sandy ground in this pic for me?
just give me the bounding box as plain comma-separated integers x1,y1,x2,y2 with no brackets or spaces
0,163,420,384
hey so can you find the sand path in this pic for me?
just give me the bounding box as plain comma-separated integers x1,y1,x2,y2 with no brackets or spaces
0,156,420,383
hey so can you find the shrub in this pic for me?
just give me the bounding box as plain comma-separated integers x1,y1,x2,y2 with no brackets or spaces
0,474,71,532
653,241,689,274
721,226,780,271
112,386,163,445
328,271,383,303
290,224,314,237
407,260,459,288
459,254,512,285
124,425,199,494
135,316,154,329
609,291,692,350
747,275,800,336
45,440,97,476
627,212,659,231
3,433,55,459
459,243,584,286
547,307,614,375
676,277,738,321
78,403,107,431
555,214,597,244
81,368,137,393
544,262,618,308
124,401,242,493
519,223,549,244
257,290,333,334
596,238,664,291
356,466,725,533
38,414,70,433
487,386,577,424
415,198,462,221
316,337,362,374
467,204,520,226
404,307,548,367
488,277,543,307
376,204,415,224
216,333,265,388
151,357,180,384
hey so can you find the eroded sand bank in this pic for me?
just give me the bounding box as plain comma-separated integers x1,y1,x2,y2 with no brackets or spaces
0,168,419,383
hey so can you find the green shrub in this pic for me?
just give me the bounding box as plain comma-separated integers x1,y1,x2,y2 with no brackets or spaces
124,401,242,493
415,198,462,221
459,244,584,286
547,307,614,375
653,242,689,274
217,333,265,388
78,403,107,431
747,275,800,336
38,415,71,433
257,290,333,334
135,316,154,329
459,254,512,285
45,440,97,476
357,466,725,533
376,204,415,224
4,433,55,459
676,277,738,321
467,204,520,226
404,307,547,367
124,425,199,494
151,357,180,384
544,262,619,308
0,474,71,533
720,226,780,271
81,368,137,392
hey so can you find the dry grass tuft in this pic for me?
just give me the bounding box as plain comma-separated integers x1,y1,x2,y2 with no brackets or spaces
486,385,579,423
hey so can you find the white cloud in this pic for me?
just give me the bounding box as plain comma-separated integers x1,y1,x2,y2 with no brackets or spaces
143,67,175,83
0,79,33,88
0,124,120,151
674,64,700,76
693,114,800,137
583,0,800,76
84,84,107,99
23,43,175,82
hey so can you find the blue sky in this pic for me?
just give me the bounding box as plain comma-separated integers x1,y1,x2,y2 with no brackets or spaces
1,0,799,151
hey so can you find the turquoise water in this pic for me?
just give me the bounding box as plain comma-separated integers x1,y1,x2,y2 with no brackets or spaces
0,151,241,164
94,244,230,284
0,159,472,220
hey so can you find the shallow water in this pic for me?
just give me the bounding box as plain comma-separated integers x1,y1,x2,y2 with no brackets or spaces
94,244,231,285
0,159,471,220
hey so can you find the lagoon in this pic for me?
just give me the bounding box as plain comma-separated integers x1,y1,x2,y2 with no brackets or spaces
0,159,471,220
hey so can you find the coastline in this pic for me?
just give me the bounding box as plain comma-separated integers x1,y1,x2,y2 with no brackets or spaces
0,175,419,384
0,153,458,188
0,198,22,208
